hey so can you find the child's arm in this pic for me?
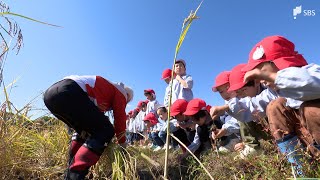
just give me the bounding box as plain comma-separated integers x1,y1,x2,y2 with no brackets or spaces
226,88,278,122
176,75,193,89
220,116,240,136
275,64,320,101
212,128,227,139
180,125,200,159
244,69,277,84
210,105,229,120
244,64,320,101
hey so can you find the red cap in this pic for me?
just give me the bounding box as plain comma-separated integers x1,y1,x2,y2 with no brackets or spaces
176,59,186,68
134,107,140,113
212,71,231,92
161,69,173,80
137,101,144,107
170,99,188,116
243,35,308,71
184,98,207,116
206,105,212,112
144,100,149,104
228,64,247,92
143,112,158,125
144,89,155,95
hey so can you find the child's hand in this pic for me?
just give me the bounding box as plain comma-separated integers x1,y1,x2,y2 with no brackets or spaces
178,123,187,129
234,142,245,152
210,105,228,119
211,129,220,140
175,75,182,81
244,69,277,84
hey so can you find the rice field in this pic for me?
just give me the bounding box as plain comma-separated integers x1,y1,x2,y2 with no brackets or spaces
0,110,319,179
0,1,320,179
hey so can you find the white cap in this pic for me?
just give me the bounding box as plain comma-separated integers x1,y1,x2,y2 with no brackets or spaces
124,86,134,103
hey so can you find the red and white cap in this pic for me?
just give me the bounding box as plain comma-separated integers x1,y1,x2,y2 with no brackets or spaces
170,99,188,116
143,112,158,125
183,98,207,116
228,64,247,92
212,71,231,92
161,69,173,80
242,35,308,71
144,89,155,95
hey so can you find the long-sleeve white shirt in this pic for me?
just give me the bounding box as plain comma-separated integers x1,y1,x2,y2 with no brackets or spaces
227,88,302,123
164,84,172,107
135,111,146,132
171,74,193,103
275,63,320,101
146,99,159,115
219,114,240,137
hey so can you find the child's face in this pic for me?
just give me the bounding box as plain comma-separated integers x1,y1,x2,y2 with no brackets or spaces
141,105,147,112
216,83,236,101
192,116,206,126
157,109,168,121
144,93,153,100
236,81,259,98
255,62,279,89
145,121,152,128
174,62,186,75
174,113,185,122
164,78,170,84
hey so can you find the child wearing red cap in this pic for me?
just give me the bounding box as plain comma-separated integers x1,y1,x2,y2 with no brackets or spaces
182,98,225,160
129,109,139,145
157,106,181,150
170,99,195,153
161,68,175,107
210,36,313,174
143,112,164,151
171,59,194,103
43,75,133,179
211,72,242,153
135,101,148,147
144,89,160,115
227,64,271,158
212,71,235,101
131,108,141,145
126,111,134,145
211,68,303,169
243,35,320,160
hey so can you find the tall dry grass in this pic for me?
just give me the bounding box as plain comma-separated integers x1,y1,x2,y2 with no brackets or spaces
1,106,320,180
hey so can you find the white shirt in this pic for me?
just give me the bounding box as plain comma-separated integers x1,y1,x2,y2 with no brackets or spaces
276,63,320,101
171,74,193,103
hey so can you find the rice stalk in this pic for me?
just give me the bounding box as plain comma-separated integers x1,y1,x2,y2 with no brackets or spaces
0,12,61,27
164,1,203,179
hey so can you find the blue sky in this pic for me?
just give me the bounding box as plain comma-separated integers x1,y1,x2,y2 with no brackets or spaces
2,0,320,119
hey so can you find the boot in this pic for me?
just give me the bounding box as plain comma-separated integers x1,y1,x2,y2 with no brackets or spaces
68,133,85,166
277,134,304,176
64,168,89,180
